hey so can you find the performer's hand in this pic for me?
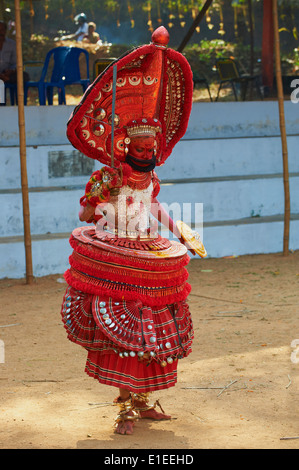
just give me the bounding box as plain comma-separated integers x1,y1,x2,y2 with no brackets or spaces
178,236,196,256
79,203,95,222
151,197,196,255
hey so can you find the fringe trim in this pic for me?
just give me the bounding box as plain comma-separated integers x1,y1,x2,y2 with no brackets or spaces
64,269,191,307
69,253,189,288
69,235,190,272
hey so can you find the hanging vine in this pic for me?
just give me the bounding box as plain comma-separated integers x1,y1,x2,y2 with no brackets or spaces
157,0,162,24
9,0,299,55
218,2,225,36
44,0,49,20
70,0,75,21
168,0,176,29
127,0,135,28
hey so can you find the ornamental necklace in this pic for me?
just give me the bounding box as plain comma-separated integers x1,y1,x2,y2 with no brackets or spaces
127,170,152,190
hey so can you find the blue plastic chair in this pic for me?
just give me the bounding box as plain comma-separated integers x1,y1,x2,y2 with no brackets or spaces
45,46,90,105
24,47,90,105
4,82,17,105
5,70,32,105
24,47,70,105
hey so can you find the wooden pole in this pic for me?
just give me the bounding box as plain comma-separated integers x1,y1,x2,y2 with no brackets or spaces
177,0,214,53
14,0,34,282
272,0,290,256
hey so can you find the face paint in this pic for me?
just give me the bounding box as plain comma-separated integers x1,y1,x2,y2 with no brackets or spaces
126,136,156,172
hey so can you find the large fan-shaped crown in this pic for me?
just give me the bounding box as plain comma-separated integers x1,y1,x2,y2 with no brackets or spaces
67,26,193,168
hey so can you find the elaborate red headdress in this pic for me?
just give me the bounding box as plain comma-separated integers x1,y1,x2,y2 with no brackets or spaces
66,26,193,168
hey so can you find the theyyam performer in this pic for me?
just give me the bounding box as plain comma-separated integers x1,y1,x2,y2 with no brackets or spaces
61,26,207,435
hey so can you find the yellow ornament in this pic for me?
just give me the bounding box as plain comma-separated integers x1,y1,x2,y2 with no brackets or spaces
176,220,207,258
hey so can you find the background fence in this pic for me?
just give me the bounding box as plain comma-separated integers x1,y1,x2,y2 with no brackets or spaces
0,101,298,278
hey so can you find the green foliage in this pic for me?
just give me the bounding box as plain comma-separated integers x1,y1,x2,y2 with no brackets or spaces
20,33,297,83
184,39,238,81
3,0,298,80
22,34,55,62
281,47,299,72
184,38,298,81
103,1,120,13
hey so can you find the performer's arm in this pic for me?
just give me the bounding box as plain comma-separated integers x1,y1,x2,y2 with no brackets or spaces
151,196,181,238
79,202,95,222
151,196,196,255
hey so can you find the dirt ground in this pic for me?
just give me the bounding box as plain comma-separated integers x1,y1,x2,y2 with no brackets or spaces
0,250,298,450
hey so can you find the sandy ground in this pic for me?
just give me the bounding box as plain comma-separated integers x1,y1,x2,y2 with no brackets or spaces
0,250,298,450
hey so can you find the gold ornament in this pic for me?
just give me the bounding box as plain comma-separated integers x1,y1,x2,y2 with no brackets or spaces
176,220,207,258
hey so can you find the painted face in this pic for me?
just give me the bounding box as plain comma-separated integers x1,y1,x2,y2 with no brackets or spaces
129,136,155,161
126,135,156,172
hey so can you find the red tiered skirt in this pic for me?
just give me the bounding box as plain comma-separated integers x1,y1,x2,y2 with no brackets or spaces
61,226,193,393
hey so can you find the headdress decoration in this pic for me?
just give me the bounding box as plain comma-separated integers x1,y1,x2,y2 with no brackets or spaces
66,26,193,169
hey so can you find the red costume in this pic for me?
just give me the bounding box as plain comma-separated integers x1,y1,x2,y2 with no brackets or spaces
61,27,204,433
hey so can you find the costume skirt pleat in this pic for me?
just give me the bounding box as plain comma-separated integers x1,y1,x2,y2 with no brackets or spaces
85,351,178,393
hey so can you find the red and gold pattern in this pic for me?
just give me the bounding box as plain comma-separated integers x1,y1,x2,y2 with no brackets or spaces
81,167,160,223
127,170,158,192
61,283,194,393
66,26,193,169
61,287,193,358
64,226,191,308
85,166,122,207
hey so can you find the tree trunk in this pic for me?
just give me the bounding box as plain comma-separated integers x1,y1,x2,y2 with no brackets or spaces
272,0,290,256
15,0,34,282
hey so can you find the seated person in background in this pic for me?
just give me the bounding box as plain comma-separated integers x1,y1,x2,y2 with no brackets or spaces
83,22,100,44
0,20,29,86
0,20,16,83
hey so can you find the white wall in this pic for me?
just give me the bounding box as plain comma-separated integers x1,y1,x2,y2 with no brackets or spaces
0,101,298,278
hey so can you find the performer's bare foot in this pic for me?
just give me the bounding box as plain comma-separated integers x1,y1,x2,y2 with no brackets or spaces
139,407,171,420
114,411,136,435
132,394,171,420
114,389,138,435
